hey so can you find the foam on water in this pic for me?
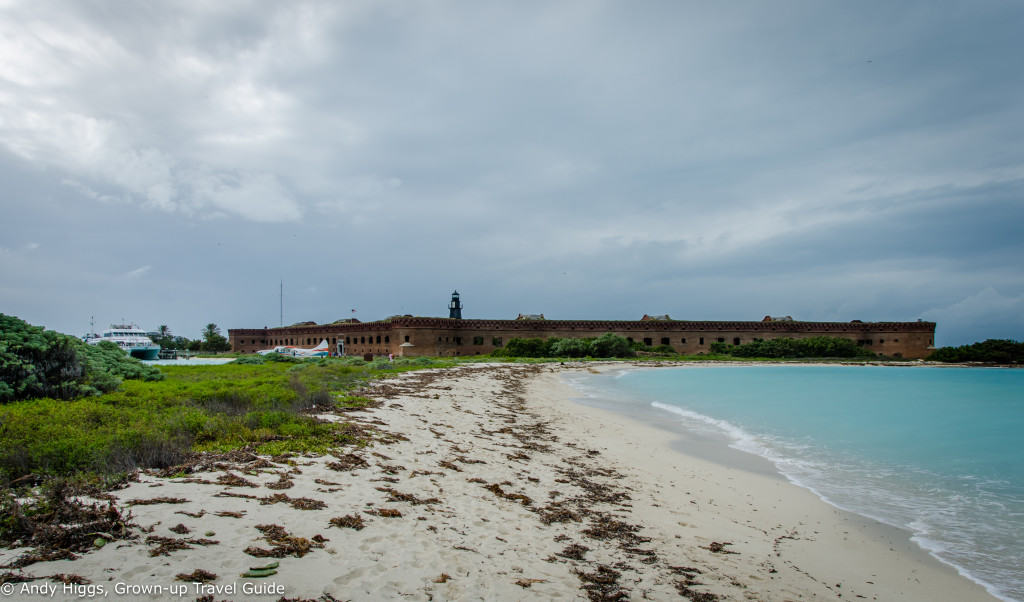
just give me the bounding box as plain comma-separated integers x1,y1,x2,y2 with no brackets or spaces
567,365,1024,601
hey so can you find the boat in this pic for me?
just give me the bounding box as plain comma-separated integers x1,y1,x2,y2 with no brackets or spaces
86,324,161,360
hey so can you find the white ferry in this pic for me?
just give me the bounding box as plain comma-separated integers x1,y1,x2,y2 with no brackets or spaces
86,324,161,361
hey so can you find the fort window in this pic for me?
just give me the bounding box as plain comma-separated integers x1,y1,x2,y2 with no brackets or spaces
473,336,484,345
627,337,634,343
384,336,389,343
376,335,381,343
733,337,741,345
661,337,670,345
643,337,653,346
680,338,686,344
455,336,462,345
492,337,503,347
699,337,704,345
360,336,365,344
717,337,725,343
404,335,410,342
438,336,442,342
879,338,885,343
345,337,350,344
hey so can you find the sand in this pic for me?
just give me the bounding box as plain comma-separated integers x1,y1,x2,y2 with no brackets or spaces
0,363,997,601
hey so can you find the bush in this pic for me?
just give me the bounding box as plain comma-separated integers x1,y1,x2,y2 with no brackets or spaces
232,355,266,365
0,314,162,403
550,338,591,358
712,336,876,359
928,339,1024,363
493,333,635,359
589,333,635,358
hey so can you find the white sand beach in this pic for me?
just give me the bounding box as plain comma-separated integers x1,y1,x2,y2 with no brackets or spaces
0,363,996,601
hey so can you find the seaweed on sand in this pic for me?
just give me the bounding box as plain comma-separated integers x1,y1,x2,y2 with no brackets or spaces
375,487,440,506
574,565,628,601
244,524,325,558
482,483,532,506
126,496,190,505
175,569,217,583
0,481,133,568
326,453,368,472
257,493,327,510
328,515,365,530
145,535,219,557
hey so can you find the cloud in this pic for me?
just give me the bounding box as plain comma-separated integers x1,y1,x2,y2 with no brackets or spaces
124,265,151,279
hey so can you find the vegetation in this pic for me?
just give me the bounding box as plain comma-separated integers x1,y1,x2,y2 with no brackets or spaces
492,333,635,358
0,351,453,484
1,314,162,403
927,339,1024,363
200,323,232,352
709,336,877,359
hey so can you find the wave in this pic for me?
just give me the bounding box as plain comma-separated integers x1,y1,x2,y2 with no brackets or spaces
647,400,1020,602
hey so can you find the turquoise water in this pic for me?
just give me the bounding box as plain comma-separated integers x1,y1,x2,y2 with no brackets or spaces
567,365,1024,601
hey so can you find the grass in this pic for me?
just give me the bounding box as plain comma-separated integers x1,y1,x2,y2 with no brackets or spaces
0,357,454,485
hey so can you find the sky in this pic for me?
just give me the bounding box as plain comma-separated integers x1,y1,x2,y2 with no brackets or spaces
1,1,1022,347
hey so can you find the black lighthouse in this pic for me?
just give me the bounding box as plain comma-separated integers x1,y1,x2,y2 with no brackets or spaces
449,290,463,319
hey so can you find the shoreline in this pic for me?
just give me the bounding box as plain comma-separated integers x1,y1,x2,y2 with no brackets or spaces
0,363,999,600
550,362,1007,601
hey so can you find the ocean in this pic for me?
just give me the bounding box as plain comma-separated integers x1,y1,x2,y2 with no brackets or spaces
565,365,1024,602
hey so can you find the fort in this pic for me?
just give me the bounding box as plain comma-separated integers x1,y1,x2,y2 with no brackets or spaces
229,292,937,359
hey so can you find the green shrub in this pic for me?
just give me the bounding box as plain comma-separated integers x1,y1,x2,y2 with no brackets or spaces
232,355,266,365
928,339,1024,363
712,336,876,359
0,314,162,403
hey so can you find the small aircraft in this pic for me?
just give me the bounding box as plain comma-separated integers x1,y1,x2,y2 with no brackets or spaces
257,339,330,358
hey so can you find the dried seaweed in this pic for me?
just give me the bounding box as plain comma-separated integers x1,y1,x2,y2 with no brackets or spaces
535,501,581,524
328,515,365,530
557,543,590,560
145,535,219,557
326,453,369,471
265,473,295,490
515,578,547,588
704,541,736,554
175,569,217,583
257,493,327,510
244,524,325,558
216,473,258,488
367,508,402,518
483,483,533,506
127,496,189,505
375,487,440,506
574,565,628,601
437,460,462,472
214,510,245,518
0,482,133,569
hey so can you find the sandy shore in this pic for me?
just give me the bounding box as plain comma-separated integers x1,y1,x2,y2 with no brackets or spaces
0,363,997,601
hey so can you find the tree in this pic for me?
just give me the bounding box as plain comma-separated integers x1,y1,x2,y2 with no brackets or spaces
201,322,231,353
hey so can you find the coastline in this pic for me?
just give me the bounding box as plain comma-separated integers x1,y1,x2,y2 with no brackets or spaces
0,363,998,601
546,362,1004,601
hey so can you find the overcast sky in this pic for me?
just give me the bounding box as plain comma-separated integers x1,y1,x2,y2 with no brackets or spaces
2,1,1022,346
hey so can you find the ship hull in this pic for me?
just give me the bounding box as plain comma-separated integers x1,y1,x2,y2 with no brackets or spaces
129,346,161,361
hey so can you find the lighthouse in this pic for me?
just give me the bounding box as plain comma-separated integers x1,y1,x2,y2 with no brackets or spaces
449,290,463,319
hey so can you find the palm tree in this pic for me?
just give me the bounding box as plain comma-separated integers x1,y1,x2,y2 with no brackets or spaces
158,325,171,338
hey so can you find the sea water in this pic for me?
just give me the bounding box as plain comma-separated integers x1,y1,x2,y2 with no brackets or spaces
565,365,1024,601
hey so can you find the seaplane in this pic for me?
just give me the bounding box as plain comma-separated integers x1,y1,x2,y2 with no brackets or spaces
257,339,330,358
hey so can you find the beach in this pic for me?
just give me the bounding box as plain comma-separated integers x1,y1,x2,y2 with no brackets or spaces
0,363,997,601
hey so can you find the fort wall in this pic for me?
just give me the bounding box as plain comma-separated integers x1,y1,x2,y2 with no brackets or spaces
229,317,936,359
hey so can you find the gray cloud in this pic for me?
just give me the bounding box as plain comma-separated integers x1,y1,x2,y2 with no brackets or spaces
1,1,1022,346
